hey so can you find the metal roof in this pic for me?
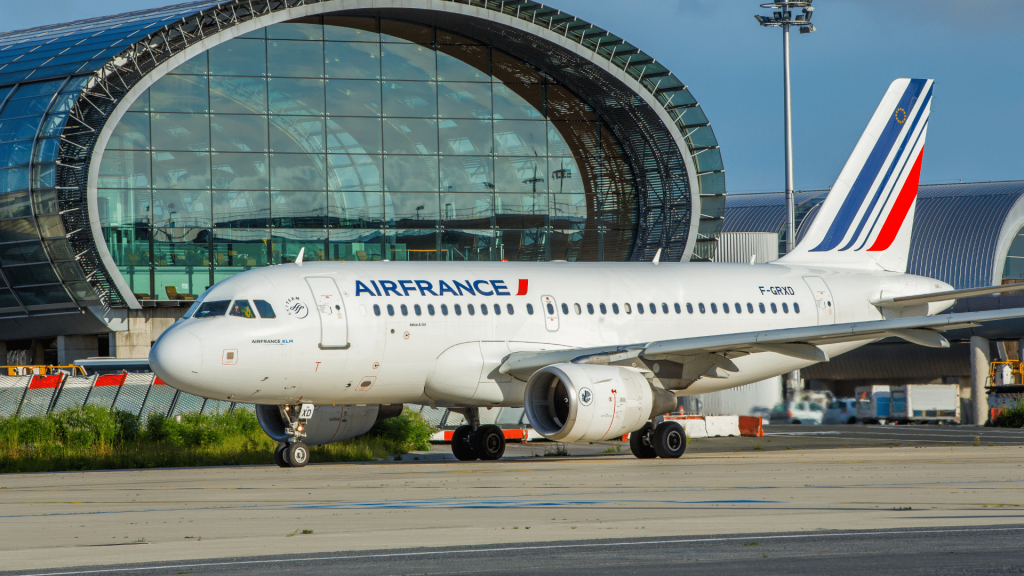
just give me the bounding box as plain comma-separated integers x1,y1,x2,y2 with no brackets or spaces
725,181,1024,288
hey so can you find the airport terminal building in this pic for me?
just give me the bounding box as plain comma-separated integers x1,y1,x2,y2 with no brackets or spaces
0,0,725,362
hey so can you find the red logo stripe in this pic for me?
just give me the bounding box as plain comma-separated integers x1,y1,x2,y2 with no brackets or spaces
868,147,924,252
516,279,528,296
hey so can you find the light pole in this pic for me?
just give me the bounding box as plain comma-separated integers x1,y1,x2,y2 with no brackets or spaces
755,1,816,255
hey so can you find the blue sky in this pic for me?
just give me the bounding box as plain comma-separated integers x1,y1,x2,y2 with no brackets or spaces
4,0,1022,193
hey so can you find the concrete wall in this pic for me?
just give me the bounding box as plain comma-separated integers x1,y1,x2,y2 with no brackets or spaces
57,335,99,365
115,307,188,359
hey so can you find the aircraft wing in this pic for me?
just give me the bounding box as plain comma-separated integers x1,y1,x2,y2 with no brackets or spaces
498,306,1024,381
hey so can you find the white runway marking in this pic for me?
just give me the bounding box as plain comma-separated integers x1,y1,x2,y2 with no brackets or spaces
20,526,1024,576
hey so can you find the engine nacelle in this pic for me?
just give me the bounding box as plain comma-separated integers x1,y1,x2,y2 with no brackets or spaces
524,364,677,442
255,403,403,446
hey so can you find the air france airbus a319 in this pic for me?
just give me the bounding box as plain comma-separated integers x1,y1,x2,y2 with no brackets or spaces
150,79,1024,467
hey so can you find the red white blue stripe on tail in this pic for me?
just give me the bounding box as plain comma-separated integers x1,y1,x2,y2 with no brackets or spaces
781,78,933,273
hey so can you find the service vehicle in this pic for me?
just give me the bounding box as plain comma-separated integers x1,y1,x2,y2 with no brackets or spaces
824,398,859,424
771,401,824,425
890,384,960,424
855,385,892,424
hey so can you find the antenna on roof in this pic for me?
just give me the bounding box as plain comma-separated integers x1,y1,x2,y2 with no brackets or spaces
296,247,305,266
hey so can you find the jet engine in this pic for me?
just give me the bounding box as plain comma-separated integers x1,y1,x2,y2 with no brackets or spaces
524,364,677,442
255,403,403,446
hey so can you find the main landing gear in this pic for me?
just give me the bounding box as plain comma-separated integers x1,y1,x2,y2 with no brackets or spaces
629,421,686,459
275,404,311,468
450,407,506,461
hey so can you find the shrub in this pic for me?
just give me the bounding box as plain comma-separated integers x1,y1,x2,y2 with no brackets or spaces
367,409,437,451
52,406,119,449
991,401,1024,428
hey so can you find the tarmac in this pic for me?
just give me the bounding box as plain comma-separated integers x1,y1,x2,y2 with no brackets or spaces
2,424,1023,573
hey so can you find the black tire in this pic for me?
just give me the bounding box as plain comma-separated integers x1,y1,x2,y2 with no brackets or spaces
629,422,657,459
473,425,506,461
451,425,479,461
651,421,687,459
847,416,857,425
792,419,802,424
287,442,309,467
273,442,289,468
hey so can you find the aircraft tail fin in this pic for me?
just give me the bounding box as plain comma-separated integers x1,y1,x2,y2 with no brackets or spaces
780,78,933,273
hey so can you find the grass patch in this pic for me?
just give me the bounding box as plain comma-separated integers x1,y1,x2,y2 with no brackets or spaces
543,443,570,457
0,406,436,474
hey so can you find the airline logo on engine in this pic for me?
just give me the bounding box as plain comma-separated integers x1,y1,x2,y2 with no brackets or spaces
355,279,529,297
579,387,593,407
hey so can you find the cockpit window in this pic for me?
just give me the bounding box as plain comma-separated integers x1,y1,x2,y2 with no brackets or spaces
193,300,230,318
230,300,256,318
254,300,276,319
183,299,202,319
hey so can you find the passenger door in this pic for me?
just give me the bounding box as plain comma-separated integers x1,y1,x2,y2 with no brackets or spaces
306,277,348,348
541,295,559,331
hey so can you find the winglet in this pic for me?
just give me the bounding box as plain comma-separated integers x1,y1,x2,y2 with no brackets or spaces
296,247,305,266
653,248,662,265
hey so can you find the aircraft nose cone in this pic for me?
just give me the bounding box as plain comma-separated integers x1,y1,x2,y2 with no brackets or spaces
149,327,202,386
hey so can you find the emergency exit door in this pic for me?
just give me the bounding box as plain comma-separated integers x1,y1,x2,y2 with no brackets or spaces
803,276,835,325
306,277,348,348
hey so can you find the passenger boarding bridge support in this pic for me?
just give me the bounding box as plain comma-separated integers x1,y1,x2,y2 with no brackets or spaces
970,336,991,425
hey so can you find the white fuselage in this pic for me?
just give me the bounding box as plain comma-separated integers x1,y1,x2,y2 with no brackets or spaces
149,261,952,407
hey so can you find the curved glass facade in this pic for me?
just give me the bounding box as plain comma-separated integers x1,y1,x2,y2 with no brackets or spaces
97,16,636,301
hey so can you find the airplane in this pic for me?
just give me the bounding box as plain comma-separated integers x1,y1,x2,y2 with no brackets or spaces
150,78,1024,467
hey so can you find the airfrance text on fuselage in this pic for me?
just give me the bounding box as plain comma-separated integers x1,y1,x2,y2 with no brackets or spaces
355,279,528,297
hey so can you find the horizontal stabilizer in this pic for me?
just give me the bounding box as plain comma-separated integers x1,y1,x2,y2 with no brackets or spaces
871,283,1024,308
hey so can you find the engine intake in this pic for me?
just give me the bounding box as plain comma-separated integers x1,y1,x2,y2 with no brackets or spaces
524,364,677,442
256,404,402,446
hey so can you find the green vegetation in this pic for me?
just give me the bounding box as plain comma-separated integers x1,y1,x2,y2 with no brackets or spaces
0,406,436,473
989,401,1024,428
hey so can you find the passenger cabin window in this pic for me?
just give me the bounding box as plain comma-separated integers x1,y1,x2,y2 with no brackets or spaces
194,300,230,318
770,303,778,313
480,304,488,315
687,303,693,314
468,304,476,315
734,302,741,314
373,304,381,316
747,303,754,313
637,303,644,315
507,304,514,315
710,303,718,314
414,304,422,316
624,303,632,314
527,303,534,315
674,303,681,314
649,303,656,314
587,303,594,314
698,303,705,314
722,303,730,314
759,303,766,313
546,303,554,315
441,304,448,315
600,303,607,314
561,303,569,315
494,304,501,315
401,304,408,316
428,304,435,316
455,304,462,315
612,303,620,314
662,303,669,314
794,303,801,314
254,299,276,318
574,303,582,315
230,300,255,318
782,303,789,313
387,304,395,316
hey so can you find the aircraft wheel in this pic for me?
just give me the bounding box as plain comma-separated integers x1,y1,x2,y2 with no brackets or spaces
451,425,479,461
473,425,506,461
287,442,309,468
273,442,289,468
651,421,687,459
629,422,657,459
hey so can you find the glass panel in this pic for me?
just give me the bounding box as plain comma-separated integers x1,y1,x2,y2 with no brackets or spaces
0,96,52,119
268,18,324,41
97,187,151,227
0,288,18,308
384,229,437,261
439,119,492,155
151,227,209,267
269,78,325,116
495,157,547,193
0,241,47,265
36,214,64,238
55,261,86,282
0,218,38,243
381,43,435,81
329,191,383,228
44,238,75,262
0,140,32,168
328,229,382,261
383,81,436,118
209,38,267,77
15,284,72,306
4,263,59,287
550,121,596,157
497,229,548,262
547,85,595,121
550,193,588,229
0,117,43,143
325,79,381,117
127,89,150,112
440,193,492,230
152,189,211,228
324,16,379,42
440,155,493,193
10,80,64,99
324,41,380,79
328,154,382,191
270,153,326,191
103,226,150,266
106,112,150,150
492,51,544,84
212,152,269,190
550,229,586,261
151,113,210,151
212,229,269,267
270,229,326,264
441,229,497,261
214,190,270,228
270,115,325,153
494,120,546,156
437,45,488,82
0,166,29,193
268,40,324,78
168,51,208,75
32,164,55,189
39,113,68,138
209,76,268,114
438,83,491,119
152,151,211,189
384,156,438,192
154,266,207,300
117,264,151,299
270,191,326,227
67,281,97,302
211,114,268,152
496,193,547,229
382,118,437,155
150,75,209,113
0,190,31,220
380,21,433,45
386,192,438,228
29,187,56,216
326,117,382,154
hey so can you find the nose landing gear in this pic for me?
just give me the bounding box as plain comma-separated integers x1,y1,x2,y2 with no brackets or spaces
450,407,506,461
274,404,311,468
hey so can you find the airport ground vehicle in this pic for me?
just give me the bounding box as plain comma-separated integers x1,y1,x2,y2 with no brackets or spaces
856,385,892,424
771,401,824,425
72,358,152,376
824,398,859,424
890,384,960,424
149,78,1024,467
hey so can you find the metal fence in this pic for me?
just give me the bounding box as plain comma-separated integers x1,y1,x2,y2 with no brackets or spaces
0,373,530,430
